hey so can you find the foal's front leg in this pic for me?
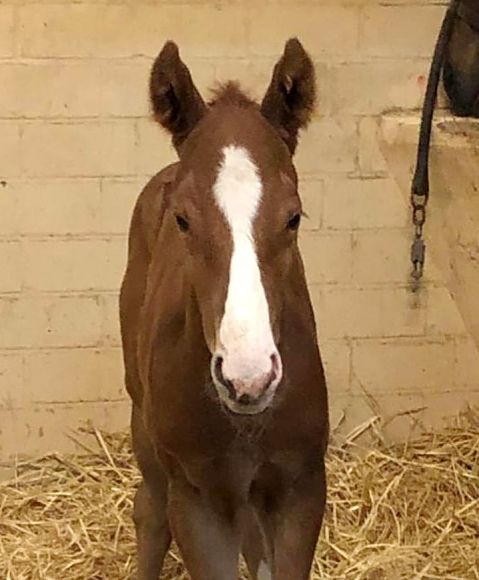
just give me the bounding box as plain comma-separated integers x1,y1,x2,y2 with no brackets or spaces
131,407,172,580
256,462,327,580
167,478,240,580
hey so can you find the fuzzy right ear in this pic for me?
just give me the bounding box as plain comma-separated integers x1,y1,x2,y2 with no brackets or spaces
149,41,207,150
260,38,316,154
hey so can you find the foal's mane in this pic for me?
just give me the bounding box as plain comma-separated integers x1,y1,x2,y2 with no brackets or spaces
208,81,258,109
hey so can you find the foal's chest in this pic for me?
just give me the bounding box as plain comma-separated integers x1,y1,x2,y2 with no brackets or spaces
161,427,312,510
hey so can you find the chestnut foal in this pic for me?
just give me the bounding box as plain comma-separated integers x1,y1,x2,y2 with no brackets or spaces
120,38,329,580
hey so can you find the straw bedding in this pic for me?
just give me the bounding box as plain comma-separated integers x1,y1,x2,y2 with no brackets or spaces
1,408,478,580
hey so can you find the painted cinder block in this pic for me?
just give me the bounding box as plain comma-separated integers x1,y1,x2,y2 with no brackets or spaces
0,61,150,118
0,241,22,293
0,296,103,349
136,118,177,176
300,231,353,285
322,177,408,230
24,348,124,403
320,339,351,394
100,179,144,235
352,338,456,394
247,5,360,58
101,293,122,347
358,116,388,176
0,401,130,459
325,60,428,116
296,117,358,175
0,6,15,58
360,5,446,58
23,238,126,292
352,228,412,285
22,121,137,178
298,179,323,232
0,352,25,410
0,181,18,237
15,179,101,236
19,4,249,58
0,122,22,178
316,286,426,339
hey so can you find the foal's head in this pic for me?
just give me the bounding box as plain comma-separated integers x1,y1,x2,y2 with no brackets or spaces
150,39,316,415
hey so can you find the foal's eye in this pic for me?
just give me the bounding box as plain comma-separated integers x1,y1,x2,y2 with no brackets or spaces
175,215,189,233
287,213,301,231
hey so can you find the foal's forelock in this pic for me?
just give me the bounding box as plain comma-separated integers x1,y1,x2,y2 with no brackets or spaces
212,145,281,394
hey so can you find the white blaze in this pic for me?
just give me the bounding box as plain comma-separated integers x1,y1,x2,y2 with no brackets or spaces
213,145,278,383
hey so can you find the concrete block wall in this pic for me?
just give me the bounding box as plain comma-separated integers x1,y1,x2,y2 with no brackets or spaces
1,0,478,461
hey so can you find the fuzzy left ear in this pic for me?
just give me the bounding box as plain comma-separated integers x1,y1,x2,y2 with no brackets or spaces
150,41,207,151
260,38,316,154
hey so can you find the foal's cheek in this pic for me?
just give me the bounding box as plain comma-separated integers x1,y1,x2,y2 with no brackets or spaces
202,322,217,354
259,239,292,302
204,300,223,353
261,274,285,346
193,276,225,354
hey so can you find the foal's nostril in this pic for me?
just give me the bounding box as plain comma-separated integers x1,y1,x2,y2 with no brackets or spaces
213,355,236,399
213,354,223,380
237,393,253,405
270,352,280,381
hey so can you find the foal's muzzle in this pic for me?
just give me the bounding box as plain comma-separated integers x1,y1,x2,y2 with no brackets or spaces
211,353,282,415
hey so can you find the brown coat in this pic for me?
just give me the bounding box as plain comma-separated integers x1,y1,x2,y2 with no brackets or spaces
120,38,329,580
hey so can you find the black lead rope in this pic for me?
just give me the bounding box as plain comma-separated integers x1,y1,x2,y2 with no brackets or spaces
410,1,458,291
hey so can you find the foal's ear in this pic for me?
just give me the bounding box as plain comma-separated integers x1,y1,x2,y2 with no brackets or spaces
150,41,207,150
260,38,316,154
